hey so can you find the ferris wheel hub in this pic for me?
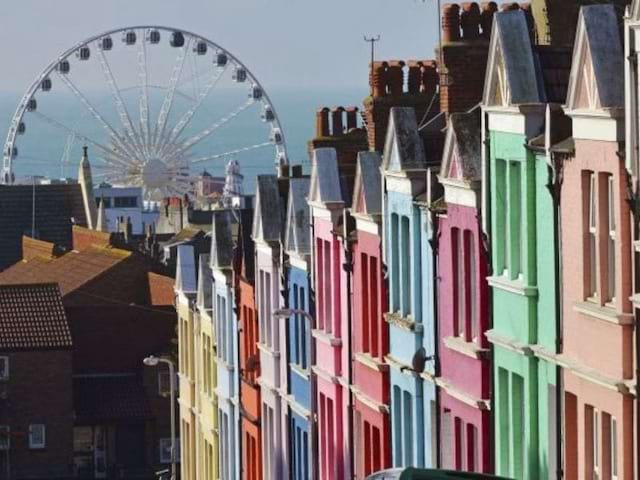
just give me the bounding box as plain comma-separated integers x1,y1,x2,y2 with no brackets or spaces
142,158,171,190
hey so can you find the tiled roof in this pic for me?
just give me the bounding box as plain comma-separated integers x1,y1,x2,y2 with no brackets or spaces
0,245,173,307
0,184,88,271
0,283,72,350
67,305,176,374
74,375,153,423
536,46,572,104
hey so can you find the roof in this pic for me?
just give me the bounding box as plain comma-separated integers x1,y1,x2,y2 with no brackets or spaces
197,254,213,312
252,175,284,243
0,244,173,307
74,375,153,424
565,4,624,111
68,304,176,374
0,283,72,351
0,184,88,271
210,210,235,270
536,46,572,105
441,108,482,183
284,177,311,255
352,152,382,217
175,245,197,294
308,148,345,206
162,228,205,249
236,208,255,283
383,108,428,173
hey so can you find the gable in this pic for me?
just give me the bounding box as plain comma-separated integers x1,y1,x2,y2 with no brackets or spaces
308,148,343,205
252,175,282,242
382,108,426,173
486,42,511,107
566,5,624,112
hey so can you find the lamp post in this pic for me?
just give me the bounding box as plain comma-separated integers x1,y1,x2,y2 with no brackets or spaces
272,308,316,480
143,355,177,480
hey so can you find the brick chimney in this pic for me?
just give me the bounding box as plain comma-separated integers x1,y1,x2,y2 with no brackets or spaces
363,60,439,152
308,105,368,182
437,2,495,116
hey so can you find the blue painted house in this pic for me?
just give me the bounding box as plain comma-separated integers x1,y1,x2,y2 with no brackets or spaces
283,176,314,480
211,210,241,480
383,107,439,468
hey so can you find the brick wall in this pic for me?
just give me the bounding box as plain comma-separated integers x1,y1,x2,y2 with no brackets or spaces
0,350,74,479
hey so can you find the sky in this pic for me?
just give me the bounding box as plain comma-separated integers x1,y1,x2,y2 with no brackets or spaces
0,0,439,92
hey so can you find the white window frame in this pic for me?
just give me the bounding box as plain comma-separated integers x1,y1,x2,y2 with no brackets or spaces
0,357,9,381
611,416,618,480
593,408,600,480
588,173,598,300
0,426,9,450
606,175,616,304
28,424,45,449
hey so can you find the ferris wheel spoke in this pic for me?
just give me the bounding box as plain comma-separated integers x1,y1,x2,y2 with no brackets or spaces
190,141,272,165
166,98,256,158
30,111,136,169
97,48,145,157
152,37,192,153
55,72,141,161
137,32,152,156
157,65,229,154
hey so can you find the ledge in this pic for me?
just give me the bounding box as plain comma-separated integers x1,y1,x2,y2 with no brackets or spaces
257,342,281,358
573,301,634,326
485,329,533,356
290,363,311,380
354,352,390,373
437,378,490,411
312,329,342,347
487,275,538,297
443,336,490,360
350,385,390,414
384,312,423,333
312,365,340,385
558,353,633,396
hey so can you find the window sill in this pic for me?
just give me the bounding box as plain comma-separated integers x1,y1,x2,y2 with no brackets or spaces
384,312,423,333
312,329,342,347
443,336,490,360
354,352,389,372
573,301,634,326
487,275,537,297
257,342,281,358
290,363,311,379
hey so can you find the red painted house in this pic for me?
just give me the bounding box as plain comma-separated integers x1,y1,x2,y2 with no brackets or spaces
437,108,491,472
350,152,391,478
235,209,262,480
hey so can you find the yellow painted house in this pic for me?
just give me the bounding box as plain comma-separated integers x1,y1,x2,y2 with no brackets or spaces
176,245,218,479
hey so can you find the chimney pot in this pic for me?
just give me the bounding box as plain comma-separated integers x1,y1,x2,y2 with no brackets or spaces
331,107,345,136
407,61,422,94
461,3,481,40
316,107,330,137
480,2,498,38
345,107,358,130
387,61,405,96
500,2,519,11
442,4,461,43
371,61,388,97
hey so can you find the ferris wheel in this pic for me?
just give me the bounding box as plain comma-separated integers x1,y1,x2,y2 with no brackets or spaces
2,26,288,199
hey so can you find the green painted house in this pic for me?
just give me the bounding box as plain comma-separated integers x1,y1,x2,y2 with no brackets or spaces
481,10,571,480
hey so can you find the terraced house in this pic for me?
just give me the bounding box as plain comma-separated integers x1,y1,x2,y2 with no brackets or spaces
481,9,571,479
562,6,633,478
350,151,391,479
283,175,314,480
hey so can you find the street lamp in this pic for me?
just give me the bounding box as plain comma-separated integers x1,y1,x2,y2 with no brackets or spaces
143,355,177,480
272,308,317,480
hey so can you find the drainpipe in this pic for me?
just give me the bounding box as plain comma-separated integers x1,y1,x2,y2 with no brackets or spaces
427,201,441,468
547,150,564,480
308,214,319,480
342,208,355,480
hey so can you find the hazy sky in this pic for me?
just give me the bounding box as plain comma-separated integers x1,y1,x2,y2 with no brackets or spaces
0,0,438,92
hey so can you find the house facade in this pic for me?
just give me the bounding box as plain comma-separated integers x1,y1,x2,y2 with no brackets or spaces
350,152,392,478
437,109,492,473
482,9,570,479
308,148,352,480
252,175,288,480
382,107,437,468
562,6,633,479
211,211,241,480
283,176,314,480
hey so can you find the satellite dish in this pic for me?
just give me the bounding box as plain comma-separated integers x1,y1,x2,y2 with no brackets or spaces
412,347,427,374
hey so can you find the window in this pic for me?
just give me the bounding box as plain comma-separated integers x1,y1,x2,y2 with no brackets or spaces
452,228,463,337
467,424,478,472
495,159,507,275
159,438,180,464
508,161,522,280
114,196,138,208
586,405,600,480
606,175,616,303
588,172,598,298
360,253,380,357
0,426,9,450
390,213,400,311
29,424,45,449
611,417,618,479
454,417,463,470
441,409,453,469
323,240,332,334
400,216,411,315
0,357,8,381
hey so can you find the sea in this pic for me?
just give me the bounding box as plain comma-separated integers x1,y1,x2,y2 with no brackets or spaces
0,86,367,193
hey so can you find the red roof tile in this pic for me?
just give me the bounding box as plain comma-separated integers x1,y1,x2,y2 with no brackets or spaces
0,283,72,350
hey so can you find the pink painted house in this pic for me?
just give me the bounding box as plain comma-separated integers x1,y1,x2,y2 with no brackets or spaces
350,151,391,478
560,6,634,479
437,108,492,473
308,147,351,480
